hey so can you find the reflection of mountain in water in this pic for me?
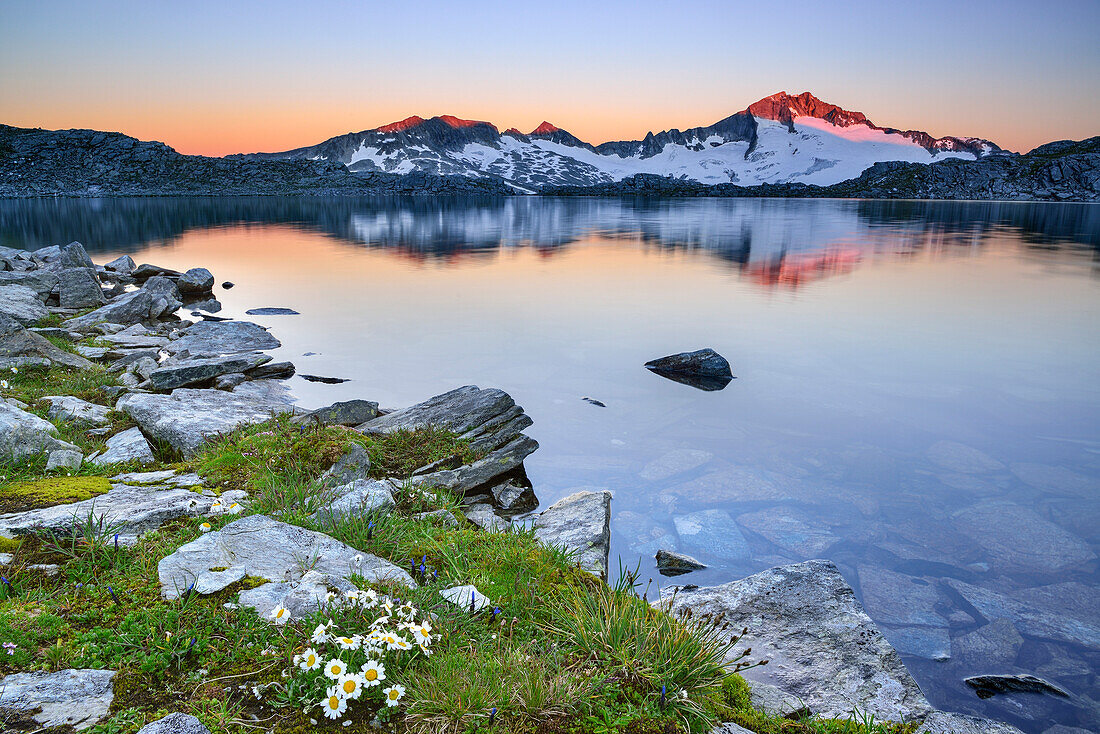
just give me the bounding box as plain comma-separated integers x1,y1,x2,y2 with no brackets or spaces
0,198,1096,278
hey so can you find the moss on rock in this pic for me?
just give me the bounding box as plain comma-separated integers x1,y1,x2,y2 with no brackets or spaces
0,475,112,513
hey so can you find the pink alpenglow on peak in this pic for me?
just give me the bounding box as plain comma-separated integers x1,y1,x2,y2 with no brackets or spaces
530,121,562,135
376,116,425,133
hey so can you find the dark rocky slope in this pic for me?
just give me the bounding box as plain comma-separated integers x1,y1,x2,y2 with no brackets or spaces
0,125,514,197
540,138,1100,201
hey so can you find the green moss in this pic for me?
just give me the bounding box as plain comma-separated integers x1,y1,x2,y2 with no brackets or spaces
0,536,21,554
240,575,271,590
0,475,112,513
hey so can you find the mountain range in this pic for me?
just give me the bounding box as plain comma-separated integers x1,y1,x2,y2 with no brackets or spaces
240,91,1004,190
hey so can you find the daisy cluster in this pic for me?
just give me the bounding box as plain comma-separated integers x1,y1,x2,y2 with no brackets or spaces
282,588,436,722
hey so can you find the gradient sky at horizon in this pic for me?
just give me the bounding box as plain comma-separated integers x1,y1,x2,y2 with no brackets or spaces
2,0,1098,156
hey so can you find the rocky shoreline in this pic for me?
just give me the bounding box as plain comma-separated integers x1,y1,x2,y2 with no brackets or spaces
0,242,1054,733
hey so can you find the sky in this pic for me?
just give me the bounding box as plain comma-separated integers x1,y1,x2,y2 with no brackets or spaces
1,0,1098,156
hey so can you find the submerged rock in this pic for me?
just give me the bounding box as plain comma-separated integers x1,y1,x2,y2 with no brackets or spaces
673,509,751,561
952,618,1024,669
658,559,933,722
655,548,707,576
158,514,413,601
639,448,714,482
737,507,839,557
942,579,1100,649
952,502,1095,574
964,674,1070,700
645,348,733,391
533,490,611,579
117,388,298,457
0,668,115,730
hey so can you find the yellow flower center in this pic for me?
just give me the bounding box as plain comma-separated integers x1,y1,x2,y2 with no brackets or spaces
388,689,398,700
364,669,377,681
328,695,340,709
343,680,356,694
306,654,316,665
330,665,340,675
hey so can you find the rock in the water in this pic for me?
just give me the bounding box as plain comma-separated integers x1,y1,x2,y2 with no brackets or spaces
952,618,1024,669
943,579,1100,649
149,352,271,391
0,313,93,369
245,307,299,315
489,480,537,513
91,426,155,466
221,281,234,289
856,566,947,628
64,289,157,330
315,479,397,523
43,395,111,427
157,514,413,601
137,712,211,734
117,388,297,457
658,559,933,722
178,268,214,294
247,360,295,380
964,674,1070,700
952,502,1095,574
133,263,181,280
301,373,349,384
0,400,79,460
0,283,49,324
295,399,379,427
640,448,714,481
166,320,280,357
441,584,492,611
46,449,83,472
656,548,707,576
926,441,1004,474
737,507,839,557
321,443,372,486
0,480,213,542
673,509,751,561
0,668,115,730
915,711,1026,734
533,490,611,579
103,255,136,274
645,349,733,391
57,268,106,309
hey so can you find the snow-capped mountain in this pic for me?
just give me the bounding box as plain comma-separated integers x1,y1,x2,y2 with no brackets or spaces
244,92,1002,190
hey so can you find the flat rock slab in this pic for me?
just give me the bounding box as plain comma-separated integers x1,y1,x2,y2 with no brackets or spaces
640,448,714,482
137,712,211,734
0,668,115,730
238,568,357,621
0,481,214,542
64,289,157,330
314,479,397,523
43,395,112,427
150,352,270,391
914,711,1025,734
0,400,79,460
736,507,839,557
0,313,93,370
533,490,611,579
117,388,298,457
91,426,156,466
408,434,538,497
673,509,751,561
943,578,1100,649
0,283,49,324
166,320,280,356
658,559,933,722
158,514,414,601
952,502,1095,574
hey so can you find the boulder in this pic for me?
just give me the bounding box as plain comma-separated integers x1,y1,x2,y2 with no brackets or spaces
655,548,707,576
0,400,79,460
645,349,733,391
0,283,49,324
149,352,271,391
90,427,155,466
57,268,106,309
142,276,182,313
321,443,372,486
915,711,1026,734
0,668,114,730
0,270,60,297
0,313,94,369
57,242,96,272
295,399,380,427
137,713,211,734
314,479,397,523
407,434,539,497
441,584,493,612
103,255,136,275
657,560,933,722
157,514,414,601
63,289,157,330
166,320,280,357
117,388,298,457
0,480,214,542
132,263,181,280
42,395,112,427
673,509,751,561
533,490,611,579
178,268,214,294
46,449,83,472
245,307,299,315
964,674,1070,699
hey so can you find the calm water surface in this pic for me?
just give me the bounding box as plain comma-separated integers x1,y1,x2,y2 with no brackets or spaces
2,197,1098,732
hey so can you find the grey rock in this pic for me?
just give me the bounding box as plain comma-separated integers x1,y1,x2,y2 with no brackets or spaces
645,348,732,377
640,448,714,481
321,443,372,486
46,449,83,472
136,712,210,734
101,325,170,349
0,480,213,542
1010,582,1100,626
57,241,96,271
142,276,182,313
489,480,537,513
915,711,1025,734
231,378,295,405
673,509,751,561
57,268,106,309
1040,726,1094,734
119,371,141,388
413,509,460,526
964,674,1070,699
131,356,159,381
0,313,93,369
189,298,222,314
91,427,156,466
178,268,214,294
533,490,611,579
157,514,414,600
942,579,1100,648
927,441,1004,474
213,372,248,390
166,320,280,356
711,725,753,734
245,307,299,315
75,345,109,360
295,399,379,427
952,502,1095,573
0,270,60,297
43,395,112,427
441,584,492,611
857,566,947,627
117,388,297,457
150,352,271,391
952,618,1024,669
737,507,839,557
246,360,295,380
33,245,61,262
0,400,79,459
63,289,157,329
464,503,511,532
879,624,952,661
616,509,680,556
0,668,115,730
1010,463,1094,498
314,479,397,523
103,255,136,274
0,283,49,324
655,548,707,576
408,434,539,497
238,568,356,621
133,263,181,280
658,560,933,722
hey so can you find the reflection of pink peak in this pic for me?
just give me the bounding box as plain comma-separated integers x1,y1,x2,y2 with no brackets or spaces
745,247,863,290
377,116,425,133
530,121,561,135
438,115,497,132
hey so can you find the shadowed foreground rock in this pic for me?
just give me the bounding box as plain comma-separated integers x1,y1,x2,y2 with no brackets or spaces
0,668,115,730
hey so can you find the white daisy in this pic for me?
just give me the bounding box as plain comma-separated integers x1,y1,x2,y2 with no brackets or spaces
359,659,385,687
199,522,211,533
270,606,290,625
311,623,329,645
323,658,347,680
334,635,360,651
383,683,405,707
297,647,321,671
321,690,347,719
336,673,364,700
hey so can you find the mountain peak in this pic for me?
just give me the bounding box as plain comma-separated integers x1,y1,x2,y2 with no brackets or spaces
746,91,869,127
530,121,562,135
438,115,497,132
377,115,425,133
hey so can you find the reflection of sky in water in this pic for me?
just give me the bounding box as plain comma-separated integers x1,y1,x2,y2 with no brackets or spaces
2,198,1098,732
